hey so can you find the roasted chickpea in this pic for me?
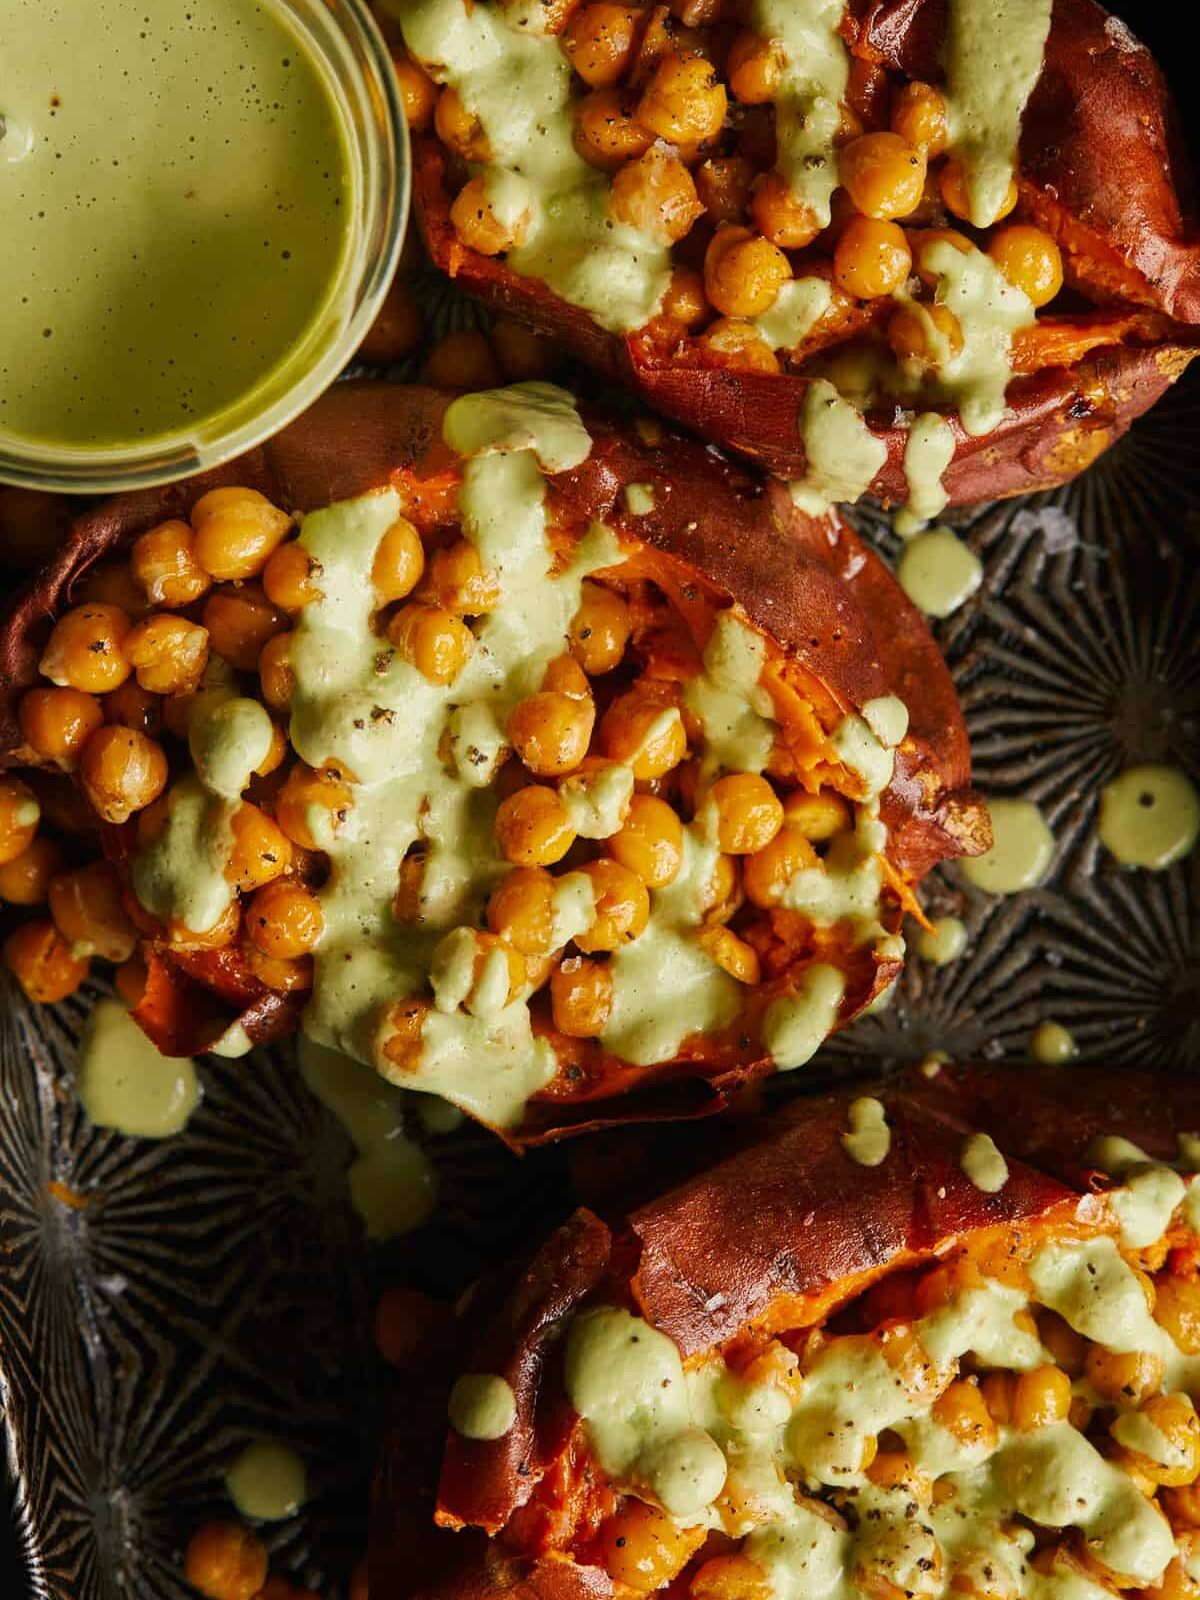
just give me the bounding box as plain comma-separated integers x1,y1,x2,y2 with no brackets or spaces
598,1499,705,1591
939,157,1017,224
833,216,913,299
575,857,650,951
183,1521,269,1600
242,942,313,993
423,539,501,614
697,318,780,373
636,52,727,146
750,171,822,250
610,148,703,242
838,131,927,220
243,883,324,953
388,602,474,685
1012,1365,1073,1430
696,922,760,984
434,86,491,162
0,776,41,867
542,654,591,702
275,762,354,851
393,49,438,131
551,954,614,1037
124,614,209,695
0,836,62,906
130,519,211,608
1154,1275,1200,1354
39,603,133,695
1085,1344,1164,1404
561,3,640,86
3,919,90,1004
932,1378,997,1451
79,724,168,824
570,582,631,675
202,584,288,672
1115,1392,1200,1487
709,772,783,854
655,265,710,329
494,785,577,867
18,686,104,770
574,88,653,171
226,803,293,893
255,632,294,713
47,861,138,964
890,81,948,156
486,865,560,958
190,486,292,581
450,173,533,255
609,792,684,887
743,823,818,908
263,538,323,611
725,31,783,104
886,301,964,365
782,789,851,841
691,1553,773,1600
369,517,425,607
599,691,687,780
704,225,791,318
422,330,505,390
695,155,754,224
987,224,1063,308
507,691,594,778
104,679,163,737
865,1449,933,1504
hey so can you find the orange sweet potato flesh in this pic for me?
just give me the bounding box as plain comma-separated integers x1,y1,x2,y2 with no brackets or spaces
411,0,1200,502
0,381,984,1122
370,1062,1200,1599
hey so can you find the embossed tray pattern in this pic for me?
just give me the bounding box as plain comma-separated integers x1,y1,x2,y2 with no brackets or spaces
3,263,1199,1600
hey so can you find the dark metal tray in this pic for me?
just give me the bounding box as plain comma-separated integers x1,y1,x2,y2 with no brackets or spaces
2,2,1196,1578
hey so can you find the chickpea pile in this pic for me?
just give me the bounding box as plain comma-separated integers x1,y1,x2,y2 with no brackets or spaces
393,2,1065,377
0,487,321,1007
2,463,881,1077
575,1235,1200,1600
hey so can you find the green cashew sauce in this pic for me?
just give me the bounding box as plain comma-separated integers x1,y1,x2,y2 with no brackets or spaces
1,0,353,452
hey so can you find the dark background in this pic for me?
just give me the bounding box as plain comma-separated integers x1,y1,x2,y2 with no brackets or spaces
0,0,1192,1593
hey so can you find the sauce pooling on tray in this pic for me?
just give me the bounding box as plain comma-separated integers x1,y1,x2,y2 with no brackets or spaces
1,0,353,451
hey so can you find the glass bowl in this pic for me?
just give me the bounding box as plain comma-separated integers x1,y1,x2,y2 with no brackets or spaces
0,0,408,496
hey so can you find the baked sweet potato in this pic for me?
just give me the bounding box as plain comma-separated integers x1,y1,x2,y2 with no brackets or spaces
398,0,1199,506
0,380,985,1141
371,1060,1200,1599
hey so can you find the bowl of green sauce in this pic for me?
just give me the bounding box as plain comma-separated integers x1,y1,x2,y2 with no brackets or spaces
0,0,408,493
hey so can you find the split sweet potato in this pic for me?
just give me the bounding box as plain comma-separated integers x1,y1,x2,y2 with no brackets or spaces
408,0,1199,502
371,1059,1200,1597
0,382,985,1137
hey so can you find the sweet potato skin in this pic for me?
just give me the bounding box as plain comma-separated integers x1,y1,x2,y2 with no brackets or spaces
0,382,982,1116
371,1062,1197,1600
410,0,1200,502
